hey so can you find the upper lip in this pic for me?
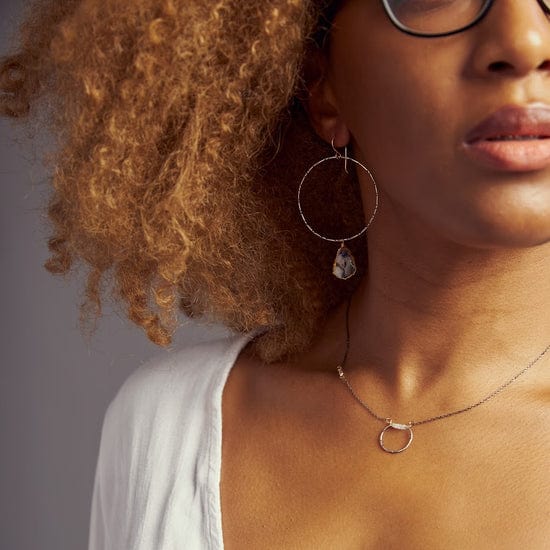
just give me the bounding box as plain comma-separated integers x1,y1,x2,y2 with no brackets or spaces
464,105,550,143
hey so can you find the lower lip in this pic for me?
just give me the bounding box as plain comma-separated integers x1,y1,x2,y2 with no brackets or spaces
462,139,550,171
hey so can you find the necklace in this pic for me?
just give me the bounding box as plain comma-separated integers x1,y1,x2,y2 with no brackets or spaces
336,297,550,454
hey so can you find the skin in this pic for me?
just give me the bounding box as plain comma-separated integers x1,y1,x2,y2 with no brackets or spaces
221,1,550,547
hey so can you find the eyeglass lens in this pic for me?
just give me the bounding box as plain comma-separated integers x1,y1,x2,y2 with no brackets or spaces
384,0,550,37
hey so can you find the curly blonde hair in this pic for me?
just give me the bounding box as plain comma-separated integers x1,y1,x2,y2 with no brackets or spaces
1,0,366,363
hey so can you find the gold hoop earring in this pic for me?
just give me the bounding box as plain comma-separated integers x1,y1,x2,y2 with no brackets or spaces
297,140,379,280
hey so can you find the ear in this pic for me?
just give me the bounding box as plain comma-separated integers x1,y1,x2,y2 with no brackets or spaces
303,51,350,148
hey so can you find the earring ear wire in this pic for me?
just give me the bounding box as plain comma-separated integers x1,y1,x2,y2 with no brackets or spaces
345,146,349,174
330,138,349,174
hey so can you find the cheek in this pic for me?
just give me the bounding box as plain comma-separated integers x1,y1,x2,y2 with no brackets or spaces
327,2,459,181
332,41,461,177
331,43,463,209
330,43,550,247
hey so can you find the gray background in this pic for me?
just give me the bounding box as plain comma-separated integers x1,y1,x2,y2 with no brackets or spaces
0,2,227,548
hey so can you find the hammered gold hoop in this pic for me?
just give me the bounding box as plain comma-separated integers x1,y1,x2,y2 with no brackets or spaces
297,146,379,244
297,143,379,279
379,420,414,454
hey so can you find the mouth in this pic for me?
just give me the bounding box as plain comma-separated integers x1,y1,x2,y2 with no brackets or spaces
485,135,550,141
463,105,550,171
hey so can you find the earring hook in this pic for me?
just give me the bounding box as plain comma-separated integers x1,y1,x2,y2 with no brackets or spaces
330,138,341,158
331,138,349,174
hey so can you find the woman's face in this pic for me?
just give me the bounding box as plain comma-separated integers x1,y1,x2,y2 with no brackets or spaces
323,0,550,248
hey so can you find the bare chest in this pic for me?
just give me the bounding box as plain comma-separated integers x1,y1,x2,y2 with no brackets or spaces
221,382,550,549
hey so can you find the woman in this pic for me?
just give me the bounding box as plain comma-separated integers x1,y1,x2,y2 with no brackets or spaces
2,0,549,548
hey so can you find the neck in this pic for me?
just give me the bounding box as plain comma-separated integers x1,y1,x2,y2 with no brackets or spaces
347,208,550,408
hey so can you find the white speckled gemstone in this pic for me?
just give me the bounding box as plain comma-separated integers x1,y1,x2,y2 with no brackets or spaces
333,244,357,279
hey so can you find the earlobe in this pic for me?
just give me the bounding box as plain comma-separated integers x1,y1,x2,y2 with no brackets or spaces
304,55,350,148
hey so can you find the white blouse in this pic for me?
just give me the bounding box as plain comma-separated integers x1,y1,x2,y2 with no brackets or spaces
88,333,253,550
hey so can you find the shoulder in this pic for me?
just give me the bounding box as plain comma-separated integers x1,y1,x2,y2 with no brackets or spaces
96,331,256,479
103,331,252,435
89,332,254,549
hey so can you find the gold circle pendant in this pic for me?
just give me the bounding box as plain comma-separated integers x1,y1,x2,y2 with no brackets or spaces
379,420,414,454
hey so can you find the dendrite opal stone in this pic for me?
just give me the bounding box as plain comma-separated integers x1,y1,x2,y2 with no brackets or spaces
333,244,357,279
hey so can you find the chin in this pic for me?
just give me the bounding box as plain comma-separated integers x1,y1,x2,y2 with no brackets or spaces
449,212,550,250
480,230,550,249
441,184,550,249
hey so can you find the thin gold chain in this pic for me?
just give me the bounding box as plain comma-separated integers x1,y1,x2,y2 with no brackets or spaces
337,297,550,427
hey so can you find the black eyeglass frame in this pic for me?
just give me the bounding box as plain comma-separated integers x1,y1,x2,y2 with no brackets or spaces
381,0,550,38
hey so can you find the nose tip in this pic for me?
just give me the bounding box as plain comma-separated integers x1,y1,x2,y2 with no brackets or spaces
472,0,550,78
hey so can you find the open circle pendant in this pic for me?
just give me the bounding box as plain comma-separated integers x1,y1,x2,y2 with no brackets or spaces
379,420,414,454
